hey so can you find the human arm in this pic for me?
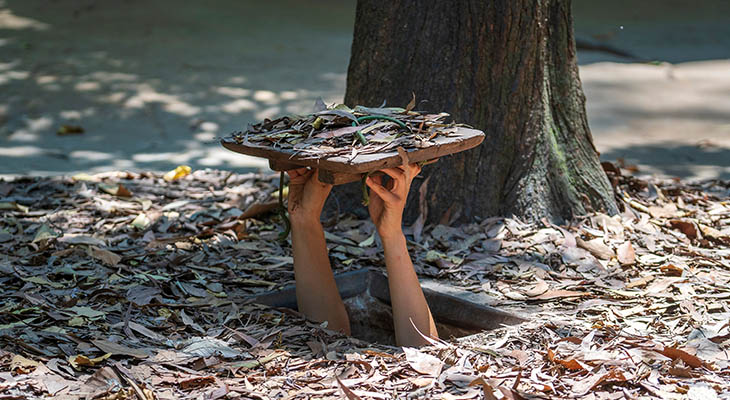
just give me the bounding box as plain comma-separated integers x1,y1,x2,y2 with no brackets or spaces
287,168,350,334
365,165,438,346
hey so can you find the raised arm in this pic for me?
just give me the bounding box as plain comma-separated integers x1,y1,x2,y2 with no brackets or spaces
286,168,350,334
366,165,438,346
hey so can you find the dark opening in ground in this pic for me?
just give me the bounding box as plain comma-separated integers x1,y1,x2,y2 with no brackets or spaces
249,269,527,345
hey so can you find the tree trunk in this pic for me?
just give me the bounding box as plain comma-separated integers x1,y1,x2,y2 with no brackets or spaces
333,0,618,224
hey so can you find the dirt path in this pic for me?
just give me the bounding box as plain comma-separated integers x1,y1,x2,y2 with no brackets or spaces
584,61,730,180
1,0,729,179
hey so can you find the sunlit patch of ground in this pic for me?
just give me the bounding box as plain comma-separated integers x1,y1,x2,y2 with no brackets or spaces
1,0,730,180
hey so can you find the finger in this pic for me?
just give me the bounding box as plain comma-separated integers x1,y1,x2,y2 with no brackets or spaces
380,168,405,181
369,174,383,186
287,169,312,184
367,175,385,200
315,179,333,191
366,176,399,204
385,176,395,191
366,177,398,203
303,169,331,189
366,182,382,204
397,163,421,179
286,167,308,178
380,168,405,191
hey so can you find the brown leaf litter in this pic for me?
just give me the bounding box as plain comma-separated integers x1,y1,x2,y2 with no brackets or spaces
0,167,728,399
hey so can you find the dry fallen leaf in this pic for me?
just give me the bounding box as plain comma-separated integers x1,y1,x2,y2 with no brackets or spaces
57,125,84,135
2,169,729,399
660,264,684,277
91,339,149,359
163,165,192,181
532,290,590,300
469,377,499,400
648,202,678,218
58,234,106,247
181,337,242,358
626,274,654,289
179,376,215,390
68,353,111,369
523,278,549,297
669,219,700,240
98,183,132,197
10,355,39,374
656,345,708,369
617,241,635,265
577,237,615,260
32,224,60,243
403,347,443,376
89,246,121,267
130,212,151,229
336,376,363,400
547,348,585,371
572,368,626,395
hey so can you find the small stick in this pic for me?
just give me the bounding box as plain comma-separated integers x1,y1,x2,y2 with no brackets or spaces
397,146,409,166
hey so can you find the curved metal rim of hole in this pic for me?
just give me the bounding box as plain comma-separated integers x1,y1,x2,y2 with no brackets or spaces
247,268,528,345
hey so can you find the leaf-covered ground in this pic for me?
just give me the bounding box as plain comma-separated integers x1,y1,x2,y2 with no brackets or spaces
0,167,728,399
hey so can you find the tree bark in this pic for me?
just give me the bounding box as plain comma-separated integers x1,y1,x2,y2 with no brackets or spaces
332,0,618,224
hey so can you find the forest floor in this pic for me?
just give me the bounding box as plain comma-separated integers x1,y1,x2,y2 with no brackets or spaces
0,165,728,399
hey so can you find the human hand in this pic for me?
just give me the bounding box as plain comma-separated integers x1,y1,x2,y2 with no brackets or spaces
365,163,422,240
286,168,332,224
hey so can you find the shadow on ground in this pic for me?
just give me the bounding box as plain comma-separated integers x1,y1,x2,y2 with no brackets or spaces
601,143,730,180
0,0,355,176
1,0,729,182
